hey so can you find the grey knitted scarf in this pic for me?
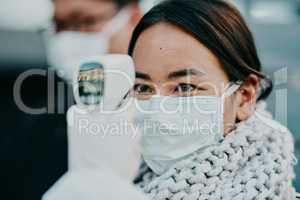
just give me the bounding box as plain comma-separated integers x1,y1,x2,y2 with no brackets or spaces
134,103,296,200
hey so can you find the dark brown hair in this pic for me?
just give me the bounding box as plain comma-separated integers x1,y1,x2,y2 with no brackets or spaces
53,0,140,8
114,0,140,8
128,0,272,100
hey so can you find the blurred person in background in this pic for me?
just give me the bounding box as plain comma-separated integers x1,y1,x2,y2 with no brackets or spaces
46,0,142,82
1,1,142,200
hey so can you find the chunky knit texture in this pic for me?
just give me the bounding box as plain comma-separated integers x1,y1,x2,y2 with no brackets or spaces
134,103,296,200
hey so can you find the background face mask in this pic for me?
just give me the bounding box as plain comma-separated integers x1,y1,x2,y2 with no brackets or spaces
44,9,130,82
134,83,241,175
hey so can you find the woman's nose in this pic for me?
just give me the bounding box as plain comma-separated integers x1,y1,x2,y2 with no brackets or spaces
153,83,175,97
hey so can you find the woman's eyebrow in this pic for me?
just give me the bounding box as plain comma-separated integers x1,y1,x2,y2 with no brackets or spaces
168,68,206,79
136,71,152,81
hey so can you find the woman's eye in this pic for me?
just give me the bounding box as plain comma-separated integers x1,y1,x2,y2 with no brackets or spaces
175,83,198,93
134,84,154,94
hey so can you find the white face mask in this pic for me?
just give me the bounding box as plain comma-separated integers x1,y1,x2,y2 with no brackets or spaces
134,83,241,175
44,9,130,83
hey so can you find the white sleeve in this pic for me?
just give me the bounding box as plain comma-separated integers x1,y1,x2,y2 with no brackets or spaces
42,169,148,200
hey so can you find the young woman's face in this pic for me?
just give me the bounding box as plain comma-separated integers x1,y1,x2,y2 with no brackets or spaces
132,22,257,134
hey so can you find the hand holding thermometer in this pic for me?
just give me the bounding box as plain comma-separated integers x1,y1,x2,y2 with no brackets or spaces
67,54,140,178
42,55,145,200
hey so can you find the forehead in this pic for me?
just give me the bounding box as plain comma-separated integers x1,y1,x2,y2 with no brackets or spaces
54,0,117,19
132,22,224,81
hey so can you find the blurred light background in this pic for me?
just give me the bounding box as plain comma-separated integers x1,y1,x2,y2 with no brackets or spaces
231,0,300,189
0,0,299,196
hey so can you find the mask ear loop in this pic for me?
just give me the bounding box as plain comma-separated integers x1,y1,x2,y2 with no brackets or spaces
219,81,243,137
220,81,242,113
223,81,243,98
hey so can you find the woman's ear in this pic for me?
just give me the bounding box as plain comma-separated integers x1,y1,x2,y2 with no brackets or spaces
235,74,260,121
